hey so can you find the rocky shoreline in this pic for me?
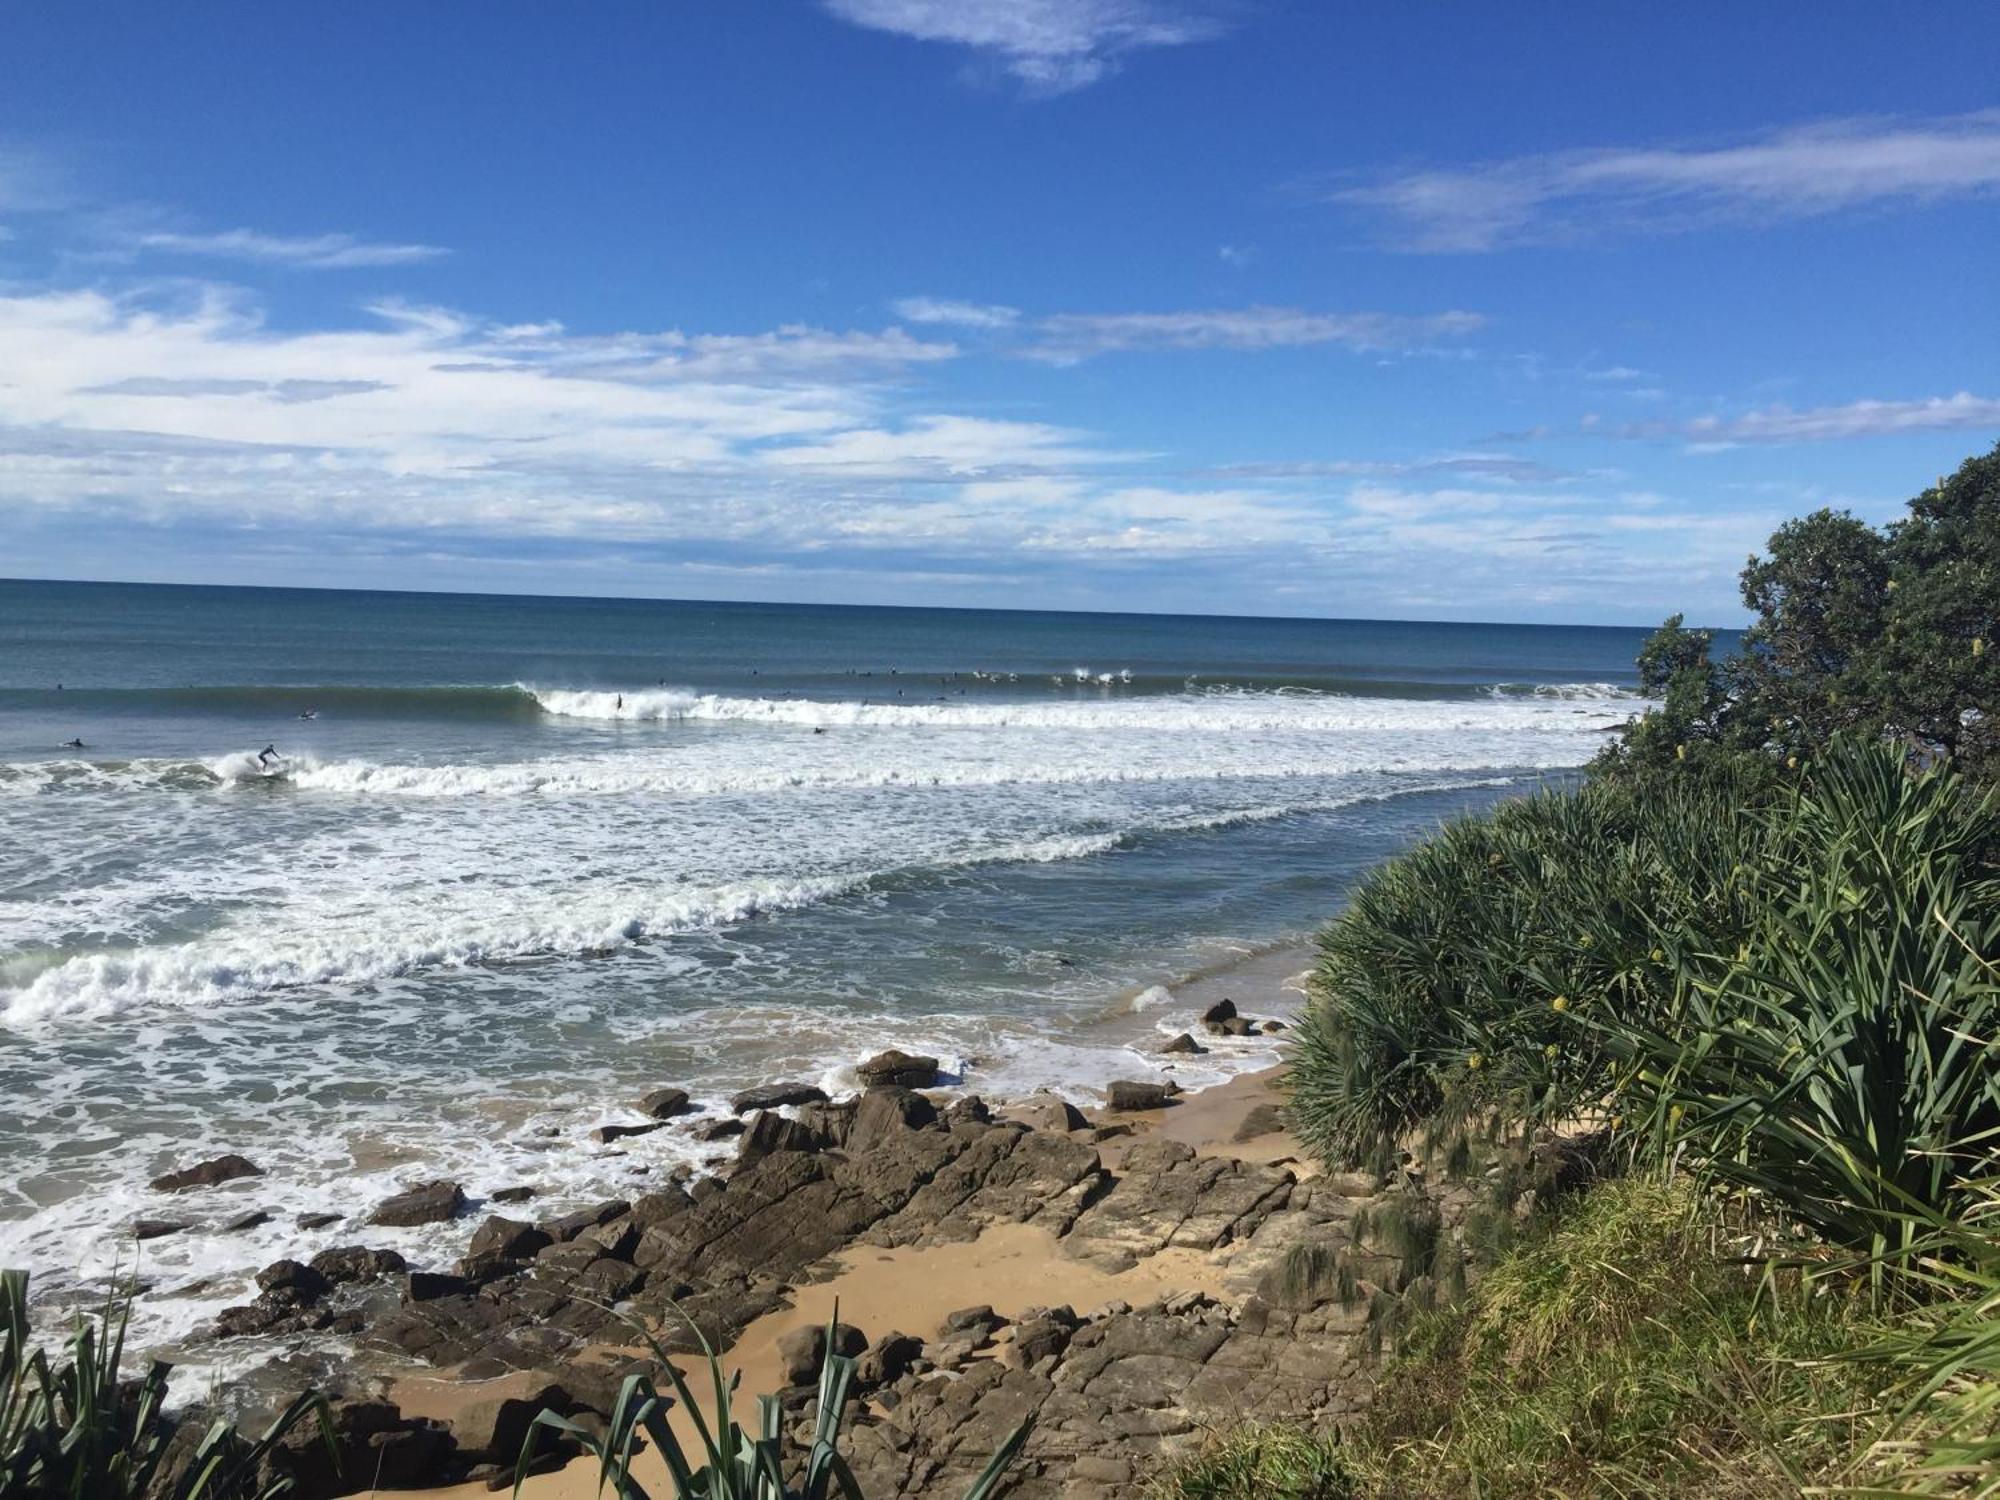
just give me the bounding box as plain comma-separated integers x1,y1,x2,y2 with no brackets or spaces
126,967,1447,1498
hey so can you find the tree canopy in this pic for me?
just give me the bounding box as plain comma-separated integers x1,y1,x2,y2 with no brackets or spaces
1599,441,2000,782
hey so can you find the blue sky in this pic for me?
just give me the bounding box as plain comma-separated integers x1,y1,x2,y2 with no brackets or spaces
1,2,1996,625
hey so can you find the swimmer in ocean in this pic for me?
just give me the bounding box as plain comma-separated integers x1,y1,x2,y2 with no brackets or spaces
63,737,85,749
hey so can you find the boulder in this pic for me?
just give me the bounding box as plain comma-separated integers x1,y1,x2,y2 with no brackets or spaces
295,1212,343,1230
776,1321,867,1386
406,1271,473,1302
729,1082,829,1114
220,1208,272,1233
310,1245,409,1285
692,1117,745,1142
855,1049,940,1090
1200,999,1237,1026
255,1259,332,1302
150,1154,262,1193
941,1305,1003,1341
849,1087,939,1152
462,1215,552,1277
855,1331,924,1388
368,1180,465,1228
736,1111,823,1164
542,1200,630,1243
133,1219,188,1241
445,1378,573,1464
591,1121,666,1144
639,1087,695,1119
491,1185,538,1204
1262,1019,1288,1033
1003,1094,1087,1134
1106,1080,1172,1112
1161,1032,1204,1055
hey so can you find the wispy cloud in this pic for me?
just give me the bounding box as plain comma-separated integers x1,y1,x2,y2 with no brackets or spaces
891,296,1021,328
1620,393,2000,446
1333,111,2000,251
1023,306,1484,363
894,298,1485,362
820,0,1229,94
134,228,451,269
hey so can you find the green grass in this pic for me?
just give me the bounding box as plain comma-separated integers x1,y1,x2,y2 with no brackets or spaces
1148,1177,1902,1500
1143,1423,1356,1499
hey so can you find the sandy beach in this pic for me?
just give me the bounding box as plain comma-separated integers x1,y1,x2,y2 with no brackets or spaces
343,955,1322,1498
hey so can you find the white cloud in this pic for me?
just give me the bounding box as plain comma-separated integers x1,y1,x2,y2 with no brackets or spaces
1621,393,2000,446
820,0,1227,94
891,296,1021,328
1334,111,2000,251
134,228,451,269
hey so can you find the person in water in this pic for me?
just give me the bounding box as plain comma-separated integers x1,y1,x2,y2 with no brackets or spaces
62,737,85,749
258,743,280,767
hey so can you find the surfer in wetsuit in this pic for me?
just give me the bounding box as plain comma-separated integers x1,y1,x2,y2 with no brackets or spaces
62,738,85,749
258,743,280,768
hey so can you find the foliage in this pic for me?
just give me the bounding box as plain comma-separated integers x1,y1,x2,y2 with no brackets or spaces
1841,1187,2000,1497
516,1301,1029,1500
1598,441,2000,784
0,1268,331,1499
1143,1423,1355,1499
1598,741,2000,1287
1287,761,1774,1166
1346,1177,1898,1500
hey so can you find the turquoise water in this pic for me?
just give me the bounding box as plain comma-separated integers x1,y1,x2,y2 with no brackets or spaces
0,578,1651,1369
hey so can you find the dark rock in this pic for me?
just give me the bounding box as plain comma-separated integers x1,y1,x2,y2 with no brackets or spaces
133,1219,188,1241
855,1331,924,1388
407,1271,474,1302
220,1208,272,1233
942,1304,1003,1340
310,1244,409,1285
856,1049,940,1089
592,1121,667,1144
737,1111,824,1163
1106,1081,1172,1112
1092,1123,1134,1142
729,1082,829,1114
692,1117,745,1142
445,1379,573,1463
462,1215,552,1278
295,1212,343,1230
260,1395,457,1495
1200,999,1237,1026
1161,1032,1204,1055
1004,1094,1087,1134
947,1095,992,1125
777,1321,867,1385
1233,1102,1287,1143
849,1087,938,1151
150,1154,262,1193
1262,1019,1288,1033
256,1259,332,1301
491,1185,538,1204
368,1180,465,1228
1219,1015,1255,1037
1011,1313,1075,1365
542,1200,630,1242
639,1087,695,1119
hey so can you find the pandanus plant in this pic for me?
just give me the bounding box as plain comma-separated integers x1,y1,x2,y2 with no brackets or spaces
1,1268,332,1498
516,1301,1031,1499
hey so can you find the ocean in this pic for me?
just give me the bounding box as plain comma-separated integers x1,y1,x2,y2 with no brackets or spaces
0,577,1651,1377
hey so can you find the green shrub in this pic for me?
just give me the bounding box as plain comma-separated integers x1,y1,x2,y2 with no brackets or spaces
1288,763,1772,1166
1600,741,2000,1286
0,1268,330,1499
